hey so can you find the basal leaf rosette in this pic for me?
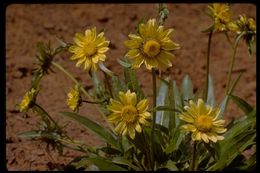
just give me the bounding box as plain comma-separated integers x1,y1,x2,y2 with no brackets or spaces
69,27,110,72
124,18,180,70
107,90,151,139
179,99,227,143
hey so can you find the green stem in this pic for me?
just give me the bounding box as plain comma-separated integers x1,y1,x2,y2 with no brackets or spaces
224,31,234,49
225,33,245,95
33,103,59,128
51,61,113,130
151,68,157,171
190,141,197,171
82,99,107,104
204,30,213,102
141,130,152,170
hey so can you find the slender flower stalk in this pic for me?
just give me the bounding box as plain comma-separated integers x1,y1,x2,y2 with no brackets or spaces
204,30,213,102
151,68,157,170
225,32,245,95
190,142,197,171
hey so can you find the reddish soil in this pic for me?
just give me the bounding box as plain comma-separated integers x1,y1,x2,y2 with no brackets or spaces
6,4,256,171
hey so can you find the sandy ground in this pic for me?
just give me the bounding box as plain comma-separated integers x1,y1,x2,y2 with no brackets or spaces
6,3,256,170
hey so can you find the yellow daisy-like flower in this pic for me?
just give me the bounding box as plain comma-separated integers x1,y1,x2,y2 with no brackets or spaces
69,27,110,72
124,18,180,70
208,3,233,32
107,90,151,139
67,85,81,112
19,88,36,112
179,99,227,143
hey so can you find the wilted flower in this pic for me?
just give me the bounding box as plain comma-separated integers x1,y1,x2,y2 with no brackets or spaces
232,14,256,54
66,85,82,112
179,99,227,143
19,88,37,113
69,27,110,72
124,18,180,70
107,90,151,139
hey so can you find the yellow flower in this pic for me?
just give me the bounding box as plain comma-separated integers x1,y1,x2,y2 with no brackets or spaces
107,90,151,139
69,27,110,72
234,14,256,34
124,18,180,70
19,88,37,112
67,85,81,112
179,99,227,143
208,3,233,32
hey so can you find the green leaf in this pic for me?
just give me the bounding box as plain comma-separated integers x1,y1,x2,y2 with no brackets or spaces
123,58,145,100
60,112,120,150
219,95,228,119
111,75,127,100
117,58,132,68
156,78,169,127
219,72,244,118
86,157,128,171
165,122,184,154
18,130,42,139
164,160,178,171
181,74,194,102
229,94,253,114
167,80,176,132
206,74,215,106
112,157,141,171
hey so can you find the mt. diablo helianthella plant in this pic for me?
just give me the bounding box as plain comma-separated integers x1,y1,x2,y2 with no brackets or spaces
124,18,180,70
19,88,37,113
16,4,255,171
107,90,151,139
69,27,110,72
179,99,227,143
66,85,82,112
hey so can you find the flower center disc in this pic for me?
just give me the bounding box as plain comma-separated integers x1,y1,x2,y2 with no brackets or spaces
143,40,161,57
84,43,97,56
195,115,213,132
121,105,138,123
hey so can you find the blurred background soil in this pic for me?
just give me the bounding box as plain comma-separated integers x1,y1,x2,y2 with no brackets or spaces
6,3,256,171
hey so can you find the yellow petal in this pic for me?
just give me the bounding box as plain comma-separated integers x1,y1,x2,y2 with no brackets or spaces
179,113,194,123
212,119,225,126
180,124,197,132
126,49,140,59
139,112,151,119
97,40,110,47
161,40,180,51
83,59,91,71
135,123,142,133
107,99,123,112
201,133,209,143
131,55,145,69
98,47,109,54
115,121,126,134
107,113,121,122
212,127,227,133
76,57,86,67
145,58,158,69
128,126,136,139
124,40,141,49
137,99,148,112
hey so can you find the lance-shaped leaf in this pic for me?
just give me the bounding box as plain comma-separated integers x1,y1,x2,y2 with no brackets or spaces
60,111,120,151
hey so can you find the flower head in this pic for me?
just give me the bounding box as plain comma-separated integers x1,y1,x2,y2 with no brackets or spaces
67,85,82,112
124,18,180,70
107,90,151,139
69,27,110,72
19,88,37,112
231,15,256,54
208,3,234,32
179,99,227,143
